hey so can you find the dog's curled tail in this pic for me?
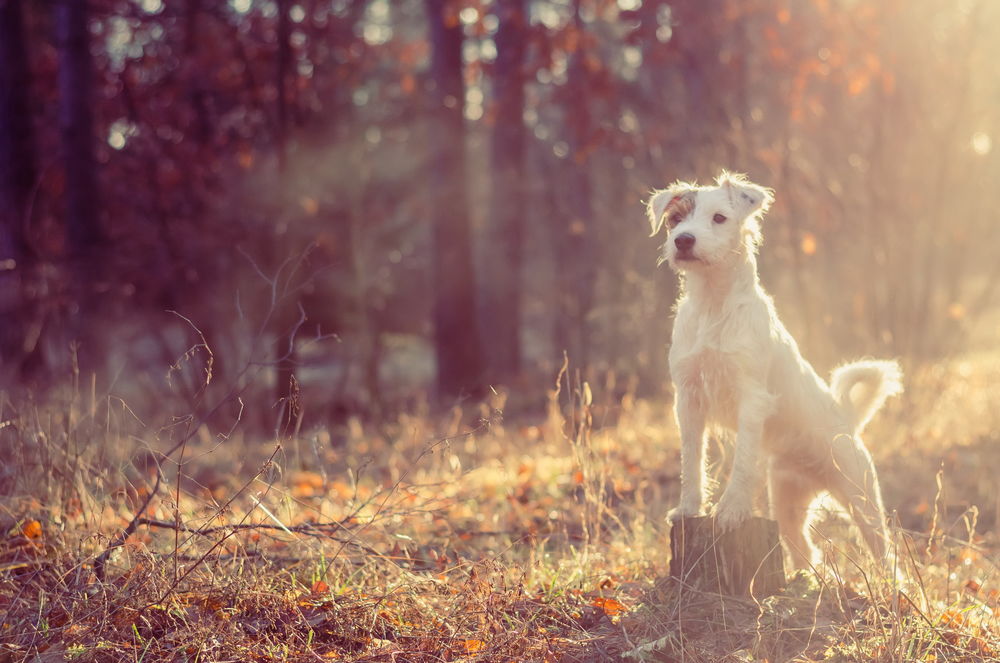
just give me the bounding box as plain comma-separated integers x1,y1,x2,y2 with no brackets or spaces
831,360,903,432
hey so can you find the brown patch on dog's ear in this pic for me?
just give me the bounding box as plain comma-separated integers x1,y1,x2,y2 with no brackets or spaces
665,193,695,224
647,183,696,236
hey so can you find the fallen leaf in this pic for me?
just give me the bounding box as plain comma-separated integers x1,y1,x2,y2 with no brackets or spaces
21,520,42,540
940,609,965,626
591,596,625,616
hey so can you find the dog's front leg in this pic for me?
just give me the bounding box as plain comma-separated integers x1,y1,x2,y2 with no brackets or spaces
714,386,773,530
668,388,707,521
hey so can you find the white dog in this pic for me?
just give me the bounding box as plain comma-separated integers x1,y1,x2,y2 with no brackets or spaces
647,171,901,569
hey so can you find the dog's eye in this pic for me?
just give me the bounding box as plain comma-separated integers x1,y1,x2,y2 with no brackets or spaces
668,213,682,227
713,213,728,224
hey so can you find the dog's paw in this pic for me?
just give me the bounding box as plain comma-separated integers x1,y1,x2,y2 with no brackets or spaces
667,505,704,522
711,496,752,531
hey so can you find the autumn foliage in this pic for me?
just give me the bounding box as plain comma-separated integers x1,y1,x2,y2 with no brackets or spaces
1,0,998,409
2,0,1000,660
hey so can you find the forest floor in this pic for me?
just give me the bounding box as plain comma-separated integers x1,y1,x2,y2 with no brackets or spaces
2,356,1000,662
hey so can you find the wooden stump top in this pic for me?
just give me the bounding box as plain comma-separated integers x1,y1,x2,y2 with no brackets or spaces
669,516,786,598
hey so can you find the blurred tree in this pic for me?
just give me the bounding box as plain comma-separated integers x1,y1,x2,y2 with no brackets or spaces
0,0,37,381
56,0,101,254
553,0,598,366
0,0,35,254
426,0,485,400
484,0,529,385
54,0,107,382
2,0,998,417
184,0,211,148
274,0,298,432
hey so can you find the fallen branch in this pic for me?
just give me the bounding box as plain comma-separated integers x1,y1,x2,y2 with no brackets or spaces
136,517,375,556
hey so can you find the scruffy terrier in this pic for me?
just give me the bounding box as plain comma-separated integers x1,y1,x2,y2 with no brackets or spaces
647,171,901,569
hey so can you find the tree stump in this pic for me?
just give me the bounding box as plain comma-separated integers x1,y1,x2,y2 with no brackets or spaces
669,516,786,597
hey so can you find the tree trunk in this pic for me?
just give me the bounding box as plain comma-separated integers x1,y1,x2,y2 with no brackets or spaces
553,0,598,368
56,0,101,253
669,516,786,598
56,0,103,380
184,0,212,146
0,0,37,382
426,0,485,401
0,0,35,254
273,0,297,431
483,0,528,386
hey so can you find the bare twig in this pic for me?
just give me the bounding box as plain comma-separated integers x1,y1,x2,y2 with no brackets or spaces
146,444,284,607
94,468,163,581
92,253,316,582
134,517,380,558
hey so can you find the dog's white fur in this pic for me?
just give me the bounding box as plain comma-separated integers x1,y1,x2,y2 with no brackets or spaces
648,171,901,569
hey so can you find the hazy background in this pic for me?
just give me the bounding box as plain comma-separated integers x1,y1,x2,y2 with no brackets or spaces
3,6,1000,659
2,0,999,425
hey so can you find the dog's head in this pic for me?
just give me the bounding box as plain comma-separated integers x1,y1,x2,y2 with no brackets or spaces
647,171,774,271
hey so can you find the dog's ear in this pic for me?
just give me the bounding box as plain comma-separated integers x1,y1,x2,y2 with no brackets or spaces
646,190,673,236
647,182,695,236
717,171,774,218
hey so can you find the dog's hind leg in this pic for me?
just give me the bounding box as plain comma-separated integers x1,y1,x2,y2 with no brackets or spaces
769,466,820,570
828,437,889,564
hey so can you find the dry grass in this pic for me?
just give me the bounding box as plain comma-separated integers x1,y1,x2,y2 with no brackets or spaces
1,355,999,661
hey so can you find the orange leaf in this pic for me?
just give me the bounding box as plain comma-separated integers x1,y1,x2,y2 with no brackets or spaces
300,197,320,216
292,483,316,498
312,580,329,594
330,481,353,500
401,73,417,95
848,72,869,96
21,520,42,539
237,149,254,170
592,596,625,616
292,470,325,498
464,639,484,653
443,5,461,28
940,609,965,626
971,637,995,657
800,232,817,256
963,579,981,594
958,547,978,562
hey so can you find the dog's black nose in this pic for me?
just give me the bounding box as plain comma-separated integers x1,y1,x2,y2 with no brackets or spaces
674,233,696,251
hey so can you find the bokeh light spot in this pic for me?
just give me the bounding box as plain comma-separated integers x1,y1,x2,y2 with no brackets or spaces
971,132,992,156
